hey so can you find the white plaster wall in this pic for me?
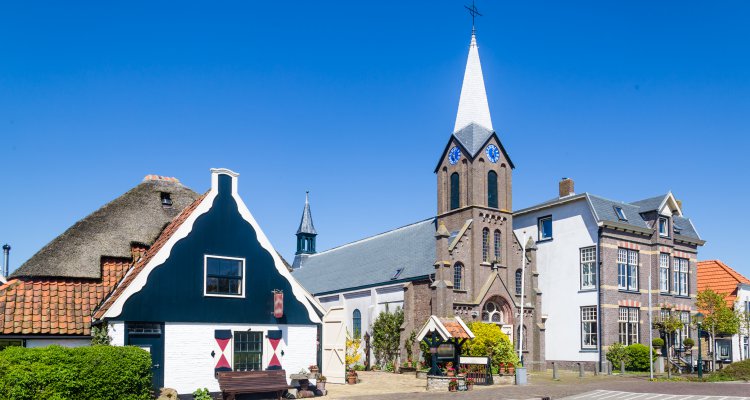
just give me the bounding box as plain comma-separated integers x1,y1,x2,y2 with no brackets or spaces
163,323,317,394
109,321,126,346
732,286,750,361
25,338,91,348
514,198,599,362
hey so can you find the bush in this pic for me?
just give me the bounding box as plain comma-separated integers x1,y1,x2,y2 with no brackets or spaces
683,338,694,349
462,322,518,372
625,344,655,372
0,345,152,400
651,338,664,348
606,342,628,368
192,388,211,400
712,359,750,381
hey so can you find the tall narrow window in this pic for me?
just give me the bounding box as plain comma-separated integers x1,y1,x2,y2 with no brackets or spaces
515,269,522,295
538,216,553,240
454,263,463,290
234,331,263,371
493,230,502,262
617,248,638,291
580,247,596,290
482,228,489,263
487,170,498,208
352,309,362,339
516,325,527,350
673,258,689,296
659,253,670,293
659,217,669,237
450,173,460,210
581,306,598,349
618,307,639,345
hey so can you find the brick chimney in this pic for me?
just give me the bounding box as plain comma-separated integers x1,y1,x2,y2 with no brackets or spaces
559,178,575,198
676,199,683,212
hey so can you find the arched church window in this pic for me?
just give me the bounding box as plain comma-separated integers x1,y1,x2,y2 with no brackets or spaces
482,228,489,262
482,300,504,324
450,173,460,210
454,263,463,290
352,309,362,339
516,325,528,350
515,269,522,295
493,230,501,262
487,170,498,208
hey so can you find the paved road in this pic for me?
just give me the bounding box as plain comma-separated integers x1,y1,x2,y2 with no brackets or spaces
563,390,750,400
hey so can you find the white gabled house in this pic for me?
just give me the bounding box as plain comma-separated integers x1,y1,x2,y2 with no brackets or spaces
94,168,325,394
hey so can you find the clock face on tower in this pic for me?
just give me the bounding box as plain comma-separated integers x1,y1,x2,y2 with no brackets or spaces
448,146,462,165
486,144,500,163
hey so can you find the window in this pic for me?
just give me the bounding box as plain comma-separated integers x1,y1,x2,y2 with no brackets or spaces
744,337,749,360
515,269,522,295
205,256,244,297
659,217,669,237
617,248,639,291
487,170,498,208
160,192,173,207
659,253,670,293
618,307,639,345
581,306,598,349
234,331,263,371
516,325,528,351
391,268,404,280
450,173,460,210
673,258,689,296
580,247,596,290
0,340,23,350
127,323,162,335
675,311,690,350
482,300,504,324
482,228,489,263
352,309,362,338
454,263,463,290
493,230,502,262
614,206,627,221
538,216,552,241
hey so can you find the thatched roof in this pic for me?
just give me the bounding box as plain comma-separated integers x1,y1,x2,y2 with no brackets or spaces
12,176,201,279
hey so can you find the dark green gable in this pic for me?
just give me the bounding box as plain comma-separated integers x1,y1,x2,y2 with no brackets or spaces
117,174,316,325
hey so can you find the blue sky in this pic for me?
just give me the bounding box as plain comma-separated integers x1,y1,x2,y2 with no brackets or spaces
1,1,748,276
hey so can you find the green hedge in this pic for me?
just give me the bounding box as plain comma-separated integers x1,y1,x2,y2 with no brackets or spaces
0,345,152,400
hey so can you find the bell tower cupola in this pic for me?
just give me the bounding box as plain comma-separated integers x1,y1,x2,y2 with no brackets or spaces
295,191,317,255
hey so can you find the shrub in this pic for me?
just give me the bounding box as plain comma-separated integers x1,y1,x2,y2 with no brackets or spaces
462,322,518,372
192,388,211,400
682,338,695,349
606,342,628,368
651,338,664,348
625,344,655,372
0,345,152,400
711,359,750,381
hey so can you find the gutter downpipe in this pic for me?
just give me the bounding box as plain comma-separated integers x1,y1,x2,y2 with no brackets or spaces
597,227,603,373
649,255,654,380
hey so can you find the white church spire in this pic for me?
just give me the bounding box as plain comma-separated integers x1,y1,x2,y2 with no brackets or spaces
453,31,493,133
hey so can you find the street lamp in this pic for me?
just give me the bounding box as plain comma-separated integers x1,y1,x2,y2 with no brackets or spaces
695,312,704,379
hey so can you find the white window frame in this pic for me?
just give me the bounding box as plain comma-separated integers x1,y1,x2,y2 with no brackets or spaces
673,257,689,296
618,248,639,291
614,206,627,221
581,306,598,349
204,254,246,298
659,217,670,237
580,247,597,290
619,306,639,345
538,216,553,241
659,253,670,293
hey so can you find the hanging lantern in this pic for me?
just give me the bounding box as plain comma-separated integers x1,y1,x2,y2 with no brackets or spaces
273,290,284,319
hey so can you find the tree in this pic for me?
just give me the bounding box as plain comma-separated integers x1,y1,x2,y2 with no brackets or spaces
652,313,683,377
462,322,518,372
696,289,740,371
371,307,404,368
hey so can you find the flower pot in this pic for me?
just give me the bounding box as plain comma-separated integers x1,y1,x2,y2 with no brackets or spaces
467,383,474,391
449,387,457,392
347,374,357,384
446,370,455,377
317,381,326,390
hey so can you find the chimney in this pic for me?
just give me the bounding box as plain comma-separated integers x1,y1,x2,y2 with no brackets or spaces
2,244,10,279
676,199,683,212
559,178,575,198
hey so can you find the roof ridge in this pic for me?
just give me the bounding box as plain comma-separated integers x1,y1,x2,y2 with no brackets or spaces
306,217,435,257
587,193,641,208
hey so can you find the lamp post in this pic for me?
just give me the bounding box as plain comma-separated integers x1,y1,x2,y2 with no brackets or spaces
695,312,704,379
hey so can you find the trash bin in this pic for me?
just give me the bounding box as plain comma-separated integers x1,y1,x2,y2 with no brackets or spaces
515,367,527,385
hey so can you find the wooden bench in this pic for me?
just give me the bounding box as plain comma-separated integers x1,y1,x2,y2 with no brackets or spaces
217,370,293,400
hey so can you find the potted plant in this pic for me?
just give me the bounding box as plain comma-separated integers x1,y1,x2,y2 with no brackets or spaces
445,361,455,377
400,360,416,374
498,362,505,374
505,362,515,374
309,364,320,376
347,369,358,385
683,338,695,350
316,375,327,390
466,377,475,390
652,337,665,350
448,378,458,392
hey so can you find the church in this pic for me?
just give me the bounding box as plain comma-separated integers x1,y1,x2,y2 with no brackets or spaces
292,30,546,371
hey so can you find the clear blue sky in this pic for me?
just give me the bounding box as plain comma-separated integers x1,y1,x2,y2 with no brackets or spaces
1,1,748,276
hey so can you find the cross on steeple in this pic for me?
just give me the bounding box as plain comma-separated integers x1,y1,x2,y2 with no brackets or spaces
464,0,482,31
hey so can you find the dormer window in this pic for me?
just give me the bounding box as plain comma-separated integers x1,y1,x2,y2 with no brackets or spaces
614,206,627,221
659,217,669,237
160,192,173,207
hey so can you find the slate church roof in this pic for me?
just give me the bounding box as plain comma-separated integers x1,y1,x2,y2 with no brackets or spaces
292,219,437,295
12,176,200,279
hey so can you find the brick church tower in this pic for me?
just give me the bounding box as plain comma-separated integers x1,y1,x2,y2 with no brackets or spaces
423,31,545,370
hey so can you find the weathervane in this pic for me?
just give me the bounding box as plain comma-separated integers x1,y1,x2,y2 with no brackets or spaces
464,0,482,32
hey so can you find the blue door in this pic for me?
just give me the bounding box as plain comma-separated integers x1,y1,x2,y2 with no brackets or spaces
126,323,165,390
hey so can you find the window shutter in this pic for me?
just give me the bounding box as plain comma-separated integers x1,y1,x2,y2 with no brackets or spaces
266,330,283,370
215,330,233,373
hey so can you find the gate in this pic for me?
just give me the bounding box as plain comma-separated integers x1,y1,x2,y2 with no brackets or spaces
459,356,492,385
322,306,346,384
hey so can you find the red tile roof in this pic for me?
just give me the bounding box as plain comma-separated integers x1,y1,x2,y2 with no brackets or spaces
697,260,750,307
440,318,471,339
0,258,131,336
93,194,206,320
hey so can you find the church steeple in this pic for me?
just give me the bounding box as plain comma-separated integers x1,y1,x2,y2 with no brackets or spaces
453,31,493,133
295,191,317,255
